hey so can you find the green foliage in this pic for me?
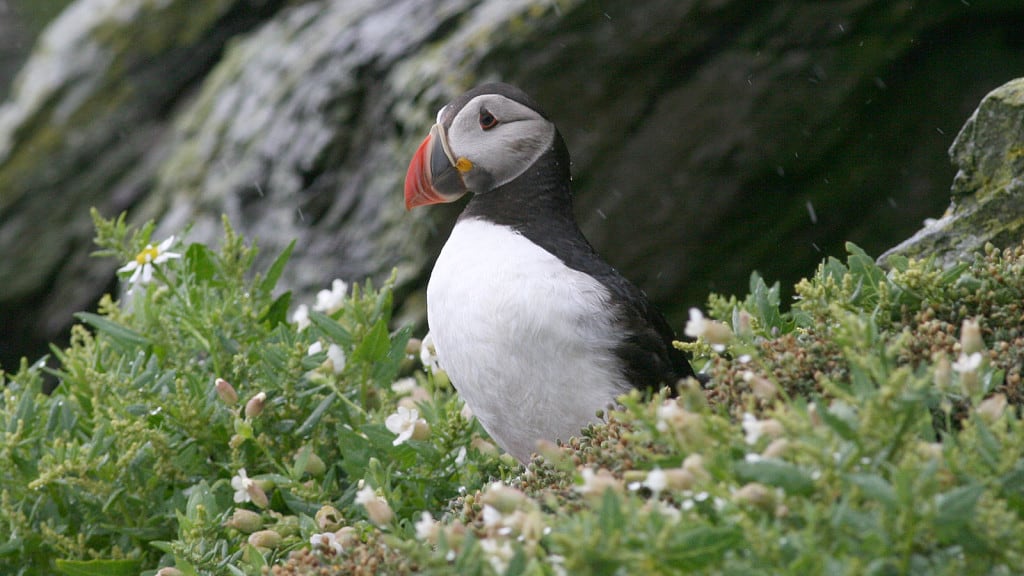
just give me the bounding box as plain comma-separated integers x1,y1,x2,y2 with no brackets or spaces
4,216,1024,576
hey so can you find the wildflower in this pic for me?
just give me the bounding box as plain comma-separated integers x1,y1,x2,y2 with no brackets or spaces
762,438,790,459
391,377,417,395
118,235,181,291
977,393,1007,424
643,469,668,495
292,304,311,330
655,399,698,433
952,352,983,373
355,484,394,526
415,511,439,542
248,529,282,549
308,341,323,356
313,279,348,314
479,537,515,574
742,370,778,400
224,508,263,533
480,481,530,514
156,569,184,576
682,453,709,481
684,308,732,350
385,406,430,446
575,467,620,497
953,352,984,395
326,344,346,374
960,318,984,355
420,332,441,372
734,482,774,509
741,413,783,445
244,392,267,419
310,532,344,555
214,377,238,405
231,468,268,508
232,468,254,503
315,505,344,532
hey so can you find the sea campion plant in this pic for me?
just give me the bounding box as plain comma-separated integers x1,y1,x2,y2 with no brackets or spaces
3,212,1024,575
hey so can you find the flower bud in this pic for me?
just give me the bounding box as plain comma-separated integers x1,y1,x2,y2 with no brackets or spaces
977,393,1007,424
296,451,326,477
316,505,344,532
663,468,696,491
156,568,184,576
224,508,264,533
734,482,774,509
960,318,984,356
682,453,710,482
480,482,530,514
247,529,282,549
215,378,238,405
247,483,269,509
762,438,790,459
743,371,778,400
245,392,267,419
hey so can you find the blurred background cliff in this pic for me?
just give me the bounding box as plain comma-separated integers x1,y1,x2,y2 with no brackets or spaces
2,0,1023,370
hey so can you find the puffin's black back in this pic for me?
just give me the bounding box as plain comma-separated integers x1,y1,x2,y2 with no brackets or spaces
457,88,697,390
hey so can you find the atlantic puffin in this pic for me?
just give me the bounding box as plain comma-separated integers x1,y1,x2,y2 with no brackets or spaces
404,83,697,463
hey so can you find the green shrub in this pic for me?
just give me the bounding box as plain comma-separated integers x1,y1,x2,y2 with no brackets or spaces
2,215,1023,575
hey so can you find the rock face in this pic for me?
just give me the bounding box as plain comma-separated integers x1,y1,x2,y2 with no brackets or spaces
882,78,1024,266
2,0,1024,368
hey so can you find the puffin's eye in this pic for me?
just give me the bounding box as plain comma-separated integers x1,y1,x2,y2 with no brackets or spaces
478,108,499,131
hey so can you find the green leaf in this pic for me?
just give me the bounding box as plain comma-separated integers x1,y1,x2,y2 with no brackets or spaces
259,291,292,327
74,312,150,350
661,526,744,571
817,402,860,442
295,392,336,437
259,239,295,294
309,311,354,347
734,458,815,495
55,559,142,576
844,473,897,510
352,319,390,364
372,326,412,384
935,484,984,529
186,243,218,282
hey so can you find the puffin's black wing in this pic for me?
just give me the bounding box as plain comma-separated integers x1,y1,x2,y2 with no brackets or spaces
525,223,697,393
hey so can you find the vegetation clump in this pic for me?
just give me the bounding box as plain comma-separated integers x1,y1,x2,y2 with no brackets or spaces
2,215,1024,575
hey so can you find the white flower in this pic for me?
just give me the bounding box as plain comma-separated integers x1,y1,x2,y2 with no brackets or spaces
683,307,732,350
391,377,417,394
385,406,428,446
355,484,393,525
684,308,708,339
292,304,310,330
310,532,343,555
414,511,438,542
326,344,346,374
420,332,441,372
575,467,619,496
644,469,668,495
479,537,515,574
308,341,323,356
231,468,254,503
481,504,503,527
313,279,348,314
952,352,983,373
742,412,764,445
118,235,181,291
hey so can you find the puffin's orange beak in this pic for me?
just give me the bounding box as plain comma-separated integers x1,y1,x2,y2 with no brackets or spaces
404,124,469,210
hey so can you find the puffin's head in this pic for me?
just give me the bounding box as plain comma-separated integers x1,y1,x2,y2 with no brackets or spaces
404,83,557,210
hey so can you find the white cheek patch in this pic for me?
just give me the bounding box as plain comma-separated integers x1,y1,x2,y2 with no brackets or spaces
446,95,556,191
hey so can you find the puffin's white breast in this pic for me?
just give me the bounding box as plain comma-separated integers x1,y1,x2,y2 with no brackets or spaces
427,218,630,462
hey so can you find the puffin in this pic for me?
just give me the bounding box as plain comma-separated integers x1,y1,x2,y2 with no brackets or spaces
404,83,697,463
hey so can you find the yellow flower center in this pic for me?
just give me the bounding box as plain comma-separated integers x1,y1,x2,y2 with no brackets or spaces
135,245,159,265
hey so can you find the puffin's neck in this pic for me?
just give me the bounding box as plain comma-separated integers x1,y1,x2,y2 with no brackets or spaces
459,137,577,235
